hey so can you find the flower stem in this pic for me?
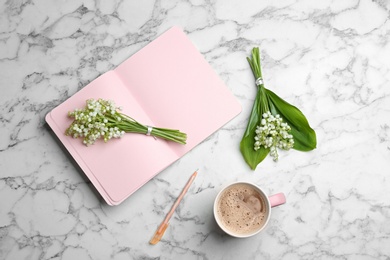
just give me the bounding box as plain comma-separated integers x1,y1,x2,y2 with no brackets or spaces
247,47,263,81
118,112,187,144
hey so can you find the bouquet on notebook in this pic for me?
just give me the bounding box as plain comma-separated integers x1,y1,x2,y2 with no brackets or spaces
240,47,316,170
66,98,187,145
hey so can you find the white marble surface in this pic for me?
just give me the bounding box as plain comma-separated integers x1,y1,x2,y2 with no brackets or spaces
1,0,390,259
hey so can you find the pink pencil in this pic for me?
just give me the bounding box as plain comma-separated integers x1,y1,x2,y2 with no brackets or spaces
149,170,198,245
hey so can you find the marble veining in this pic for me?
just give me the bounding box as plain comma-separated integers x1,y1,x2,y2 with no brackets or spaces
1,0,390,259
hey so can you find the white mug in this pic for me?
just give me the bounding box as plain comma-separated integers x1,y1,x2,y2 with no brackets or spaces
213,182,286,238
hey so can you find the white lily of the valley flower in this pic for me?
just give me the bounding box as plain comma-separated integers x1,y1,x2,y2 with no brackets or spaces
66,98,187,145
66,98,125,145
254,111,294,161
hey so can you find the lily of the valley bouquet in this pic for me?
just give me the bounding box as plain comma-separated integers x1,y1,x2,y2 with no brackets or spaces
66,98,187,145
241,48,316,169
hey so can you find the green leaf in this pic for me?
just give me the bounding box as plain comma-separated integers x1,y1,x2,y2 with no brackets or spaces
265,89,317,151
240,88,269,170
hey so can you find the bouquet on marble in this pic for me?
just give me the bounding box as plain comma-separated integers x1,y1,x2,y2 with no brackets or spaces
240,48,316,170
66,98,187,145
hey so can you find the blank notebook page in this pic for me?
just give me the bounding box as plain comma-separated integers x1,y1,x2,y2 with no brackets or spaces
115,26,242,157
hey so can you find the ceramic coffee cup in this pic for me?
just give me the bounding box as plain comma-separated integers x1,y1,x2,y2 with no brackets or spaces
213,182,286,238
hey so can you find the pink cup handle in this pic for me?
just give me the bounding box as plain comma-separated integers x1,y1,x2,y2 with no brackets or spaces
268,193,286,207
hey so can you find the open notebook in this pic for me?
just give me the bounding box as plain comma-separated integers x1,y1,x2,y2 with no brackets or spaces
46,26,241,205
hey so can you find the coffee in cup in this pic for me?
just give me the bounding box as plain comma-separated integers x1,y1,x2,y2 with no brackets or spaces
213,182,285,238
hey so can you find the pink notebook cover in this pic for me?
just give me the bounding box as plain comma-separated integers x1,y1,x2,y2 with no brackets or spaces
46,26,241,205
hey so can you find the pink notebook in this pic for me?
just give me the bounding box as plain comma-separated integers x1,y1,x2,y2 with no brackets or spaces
46,26,241,205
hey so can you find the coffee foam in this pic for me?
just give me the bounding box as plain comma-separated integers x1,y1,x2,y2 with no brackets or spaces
217,183,267,235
